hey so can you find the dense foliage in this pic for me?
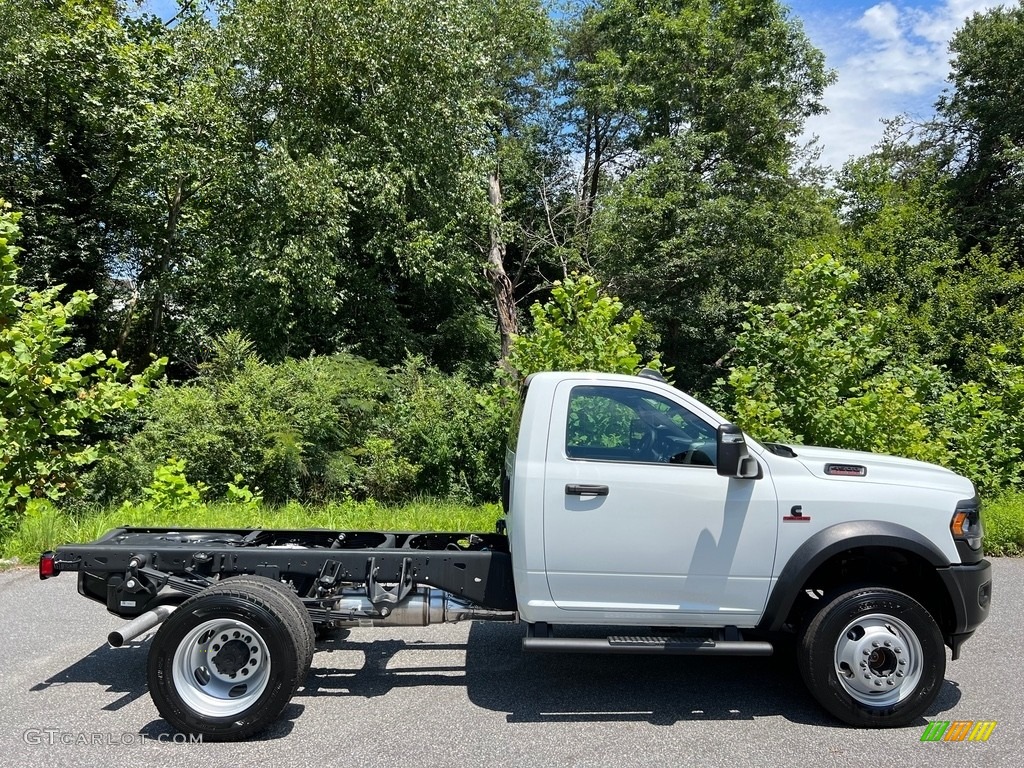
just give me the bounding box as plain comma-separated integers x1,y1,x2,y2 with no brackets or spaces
718,255,1024,494
0,203,163,535
89,350,507,506
2,0,1024,524
507,274,661,380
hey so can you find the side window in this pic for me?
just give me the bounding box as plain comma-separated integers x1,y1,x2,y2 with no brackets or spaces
565,385,717,466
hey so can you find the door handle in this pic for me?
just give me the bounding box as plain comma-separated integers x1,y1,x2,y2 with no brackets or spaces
566,484,609,496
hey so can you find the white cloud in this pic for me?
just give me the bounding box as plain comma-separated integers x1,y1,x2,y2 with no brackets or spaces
910,0,995,42
856,2,903,40
798,0,1004,172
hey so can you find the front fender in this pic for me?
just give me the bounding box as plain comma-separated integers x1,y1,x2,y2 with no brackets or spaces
758,521,951,632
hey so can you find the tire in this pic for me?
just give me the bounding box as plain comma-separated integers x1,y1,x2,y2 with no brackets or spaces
147,575,315,741
798,587,945,727
218,575,315,675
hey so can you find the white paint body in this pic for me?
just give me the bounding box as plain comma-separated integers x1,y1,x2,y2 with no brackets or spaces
505,372,975,628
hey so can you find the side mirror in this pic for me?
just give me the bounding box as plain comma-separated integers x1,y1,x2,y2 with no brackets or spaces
716,424,759,479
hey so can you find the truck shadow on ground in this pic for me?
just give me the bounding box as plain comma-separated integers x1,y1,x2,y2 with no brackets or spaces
305,622,963,727
30,640,151,712
29,638,303,740
29,621,962,736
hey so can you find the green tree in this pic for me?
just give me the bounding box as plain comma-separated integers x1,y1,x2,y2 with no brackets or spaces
508,273,660,380
110,8,249,365
0,0,556,375
837,132,1024,382
561,0,835,386
718,254,1024,493
938,2,1024,255
190,0,505,367
0,0,172,352
0,203,164,534
718,255,944,462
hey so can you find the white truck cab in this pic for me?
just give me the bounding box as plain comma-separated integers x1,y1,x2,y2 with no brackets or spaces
504,370,991,727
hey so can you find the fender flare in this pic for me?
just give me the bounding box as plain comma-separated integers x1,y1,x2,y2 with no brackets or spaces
757,520,951,632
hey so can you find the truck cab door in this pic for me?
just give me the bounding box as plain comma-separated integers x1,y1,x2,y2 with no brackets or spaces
542,380,778,625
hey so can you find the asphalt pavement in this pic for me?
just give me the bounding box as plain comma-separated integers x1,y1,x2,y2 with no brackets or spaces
0,559,1020,768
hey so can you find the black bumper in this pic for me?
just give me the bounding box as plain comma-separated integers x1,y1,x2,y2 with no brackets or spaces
938,559,992,656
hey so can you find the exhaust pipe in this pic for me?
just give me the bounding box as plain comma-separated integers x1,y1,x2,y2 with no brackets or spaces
108,605,176,647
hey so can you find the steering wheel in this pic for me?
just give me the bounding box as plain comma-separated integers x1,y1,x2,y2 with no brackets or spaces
633,423,660,461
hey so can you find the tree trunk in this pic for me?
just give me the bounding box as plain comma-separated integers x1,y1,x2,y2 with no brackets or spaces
486,171,518,363
147,177,184,356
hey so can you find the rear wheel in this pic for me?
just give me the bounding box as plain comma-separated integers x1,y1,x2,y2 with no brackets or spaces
799,587,945,727
147,576,314,741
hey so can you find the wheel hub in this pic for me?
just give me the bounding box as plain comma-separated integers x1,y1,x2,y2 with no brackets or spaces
833,613,923,707
212,638,251,676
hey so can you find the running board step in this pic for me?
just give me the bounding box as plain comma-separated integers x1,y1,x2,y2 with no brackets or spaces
522,635,773,656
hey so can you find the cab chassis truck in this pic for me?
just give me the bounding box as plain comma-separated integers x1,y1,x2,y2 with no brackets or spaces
39,371,992,740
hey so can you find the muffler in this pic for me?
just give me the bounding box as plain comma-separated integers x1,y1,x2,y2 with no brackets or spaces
327,588,517,627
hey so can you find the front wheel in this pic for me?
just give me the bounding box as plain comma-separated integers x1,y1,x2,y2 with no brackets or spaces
799,588,945,727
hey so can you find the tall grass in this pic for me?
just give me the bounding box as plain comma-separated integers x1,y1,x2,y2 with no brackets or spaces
2,499,501,564
5,492,1022,564
985,492,1024,556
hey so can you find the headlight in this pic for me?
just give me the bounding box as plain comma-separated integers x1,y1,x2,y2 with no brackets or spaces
951,501,984,551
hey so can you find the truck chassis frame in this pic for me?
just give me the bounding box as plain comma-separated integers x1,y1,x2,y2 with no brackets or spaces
45,526,518,624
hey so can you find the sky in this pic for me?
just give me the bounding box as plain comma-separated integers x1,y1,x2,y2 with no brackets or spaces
141,0,1005,171
786,0,1005,170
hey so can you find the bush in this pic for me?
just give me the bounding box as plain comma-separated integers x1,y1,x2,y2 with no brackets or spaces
508,273,662,381
984,492,1024,556
89,346,509,506
139,458,208,515
90,351,389,505
718,256,945,461
380,358,507,503
0,202,164,537
715,255,1024,495
351,437,421,504
929,348,1024,493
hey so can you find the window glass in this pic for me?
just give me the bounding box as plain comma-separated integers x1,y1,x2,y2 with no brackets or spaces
507,382,529,452
566,385,717,466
